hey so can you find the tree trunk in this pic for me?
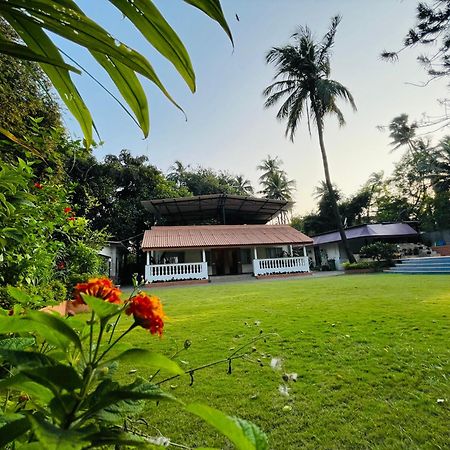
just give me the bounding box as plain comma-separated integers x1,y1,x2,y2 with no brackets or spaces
314,113,356,264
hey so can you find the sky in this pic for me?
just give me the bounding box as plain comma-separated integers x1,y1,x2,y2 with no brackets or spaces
62,0,449,214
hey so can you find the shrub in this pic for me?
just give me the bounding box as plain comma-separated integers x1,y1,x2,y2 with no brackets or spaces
359,242,398,261
343,260,391,271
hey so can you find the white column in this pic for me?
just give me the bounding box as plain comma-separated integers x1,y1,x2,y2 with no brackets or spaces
253,247,258,260
289,245,293,255
202,249,206,262
303,246,307,257
146,251,150,265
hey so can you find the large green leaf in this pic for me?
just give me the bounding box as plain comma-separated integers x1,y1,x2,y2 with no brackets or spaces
81,294,121,320
0,416,31,447
85,377,174,419
0,349,57,369
0,336,35,350
92,52,150,137
108,0,196,92
22,364,83,391
186,403,268,450
0,37,81,72
104,348,184,375
0,374,54,403
184,0,233,44
28,414,89,450
2,1,181,110
2,12,93,147
26,310,82,352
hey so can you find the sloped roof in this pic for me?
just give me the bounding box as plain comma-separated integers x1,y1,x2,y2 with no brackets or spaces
313,223,418,246
141,194,292,225
142,225,313,250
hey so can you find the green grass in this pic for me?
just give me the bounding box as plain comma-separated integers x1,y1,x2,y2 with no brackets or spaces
115,274,450,449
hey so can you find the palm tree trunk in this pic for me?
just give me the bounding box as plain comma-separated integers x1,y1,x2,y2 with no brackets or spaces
314,114,356,264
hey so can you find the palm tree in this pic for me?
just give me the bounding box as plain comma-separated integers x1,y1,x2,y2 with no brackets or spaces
234,175,254,195
257,155,283,183
428,137,450,192
263,15,357,263
168,160,189,187
260,171,296,201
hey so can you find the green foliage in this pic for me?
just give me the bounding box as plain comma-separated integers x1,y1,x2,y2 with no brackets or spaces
342,260,390,270
0,282,267,449
360,242,398,262
0,20,61,140
0,0,232,146
0,156,106,306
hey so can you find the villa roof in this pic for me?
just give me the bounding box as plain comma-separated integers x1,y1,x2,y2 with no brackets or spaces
313,223,418,246
141,225,313,250
141,194,292,225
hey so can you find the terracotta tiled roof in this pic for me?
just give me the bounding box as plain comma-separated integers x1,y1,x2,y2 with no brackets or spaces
141,225,313,250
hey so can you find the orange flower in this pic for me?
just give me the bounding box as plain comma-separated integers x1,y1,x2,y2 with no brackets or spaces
34,182,43,189
73,277,122,306
126,293,165,336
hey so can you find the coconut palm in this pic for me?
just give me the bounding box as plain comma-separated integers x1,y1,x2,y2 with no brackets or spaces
257,155,283,183
428,137,450,192
260,171,295,201
263,15,357,262
234,175,254,195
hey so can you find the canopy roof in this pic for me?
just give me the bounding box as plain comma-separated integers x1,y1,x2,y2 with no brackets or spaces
141,194,292,225
142,225,312,250
313,223,418,246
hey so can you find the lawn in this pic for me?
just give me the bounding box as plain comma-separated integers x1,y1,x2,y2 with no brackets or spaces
116,274,450,449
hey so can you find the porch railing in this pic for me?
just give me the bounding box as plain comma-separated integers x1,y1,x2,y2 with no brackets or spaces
145,262,208,283
253,256,309,276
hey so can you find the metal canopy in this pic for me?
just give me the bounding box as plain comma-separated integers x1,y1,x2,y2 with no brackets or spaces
141,194,292,225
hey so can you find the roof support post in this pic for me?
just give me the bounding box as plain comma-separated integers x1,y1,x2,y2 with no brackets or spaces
289,245,293,256
253,247,258,260
146,251,150,265
202,249,206,262
303,246,307,257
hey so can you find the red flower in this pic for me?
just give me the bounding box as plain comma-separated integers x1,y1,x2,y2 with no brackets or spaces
67,217,76,221
64,207,72,214
34,182,43,189
126,293,165,336
72,277,122,306
57,261,65,270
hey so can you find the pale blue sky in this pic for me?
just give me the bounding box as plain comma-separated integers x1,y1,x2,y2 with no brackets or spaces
62,0,448,213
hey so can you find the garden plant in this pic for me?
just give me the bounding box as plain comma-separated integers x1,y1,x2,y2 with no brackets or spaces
0,277,268,449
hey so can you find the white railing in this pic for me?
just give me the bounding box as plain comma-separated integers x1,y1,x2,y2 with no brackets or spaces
145,262,208,283
252,257,309,276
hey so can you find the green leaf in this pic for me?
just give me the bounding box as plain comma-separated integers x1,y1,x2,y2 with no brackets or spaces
104,348,184,375
184,0,233,45
233,418,269,450
0,37,81,73
0,349,57,369
186,403,267,450
3,13,93,147
0,374,54,404
6,285,33,305
81,294,121,320
27,310,82,351
108,0,196,92
0,416,31,447
2,1,182,113
0,336,35,350
28,414,89,450
22,364,83,391
92,53,150,137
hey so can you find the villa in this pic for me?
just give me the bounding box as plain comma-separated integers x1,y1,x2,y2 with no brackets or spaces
141,194,312,283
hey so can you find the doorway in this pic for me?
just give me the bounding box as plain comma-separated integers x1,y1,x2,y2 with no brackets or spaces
212,248,240,275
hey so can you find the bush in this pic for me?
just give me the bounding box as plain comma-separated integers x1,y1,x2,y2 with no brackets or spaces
359,242,397,261
342,260,391,271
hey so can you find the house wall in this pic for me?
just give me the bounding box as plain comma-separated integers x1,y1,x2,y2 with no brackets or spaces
99,245,121,282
